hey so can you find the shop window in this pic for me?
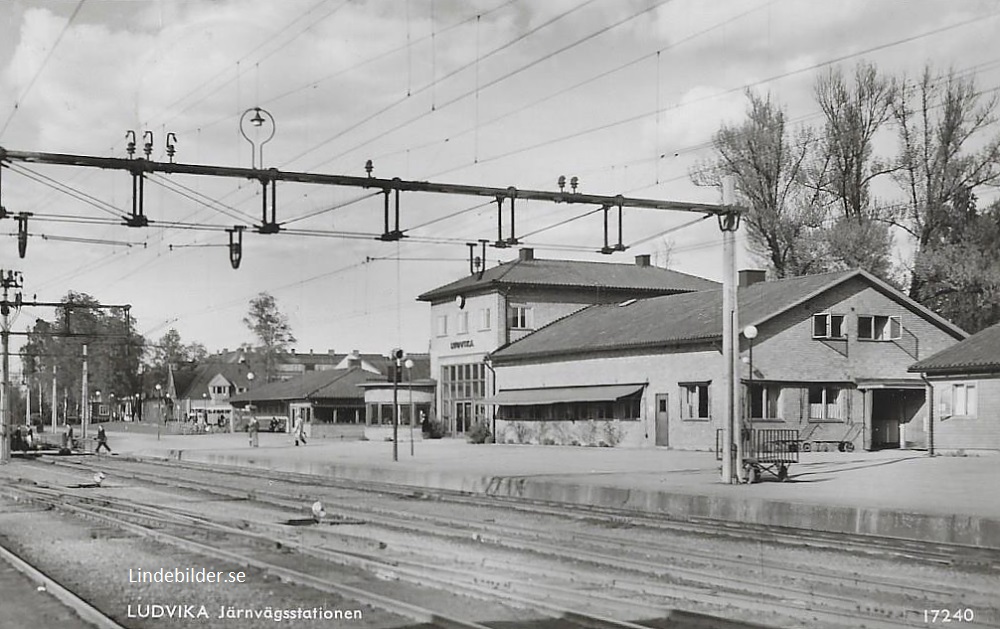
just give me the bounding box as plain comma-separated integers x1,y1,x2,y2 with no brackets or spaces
812,313,845,339
680,382,710,420
858,315,900,341
508,304,533,330
808,385,844,420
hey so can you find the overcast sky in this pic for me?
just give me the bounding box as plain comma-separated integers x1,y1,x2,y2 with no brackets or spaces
1,0,998,361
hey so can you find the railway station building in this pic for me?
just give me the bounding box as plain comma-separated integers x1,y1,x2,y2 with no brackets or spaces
486,268,967,451
909,321,1000,453
417,248,720,436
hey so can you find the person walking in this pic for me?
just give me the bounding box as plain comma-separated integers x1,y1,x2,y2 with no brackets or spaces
293,414,307,447
95,425,112,454
248,416,259,448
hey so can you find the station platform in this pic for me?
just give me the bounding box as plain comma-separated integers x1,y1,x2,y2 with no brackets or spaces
64,425,1000,549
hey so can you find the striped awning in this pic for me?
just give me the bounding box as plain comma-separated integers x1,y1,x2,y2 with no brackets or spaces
485,383,645,406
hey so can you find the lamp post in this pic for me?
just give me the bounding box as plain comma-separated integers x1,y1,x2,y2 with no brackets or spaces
405,358,415,456
482,355,496,443
743,324,758,436
390,348,405,462
155,383,162,440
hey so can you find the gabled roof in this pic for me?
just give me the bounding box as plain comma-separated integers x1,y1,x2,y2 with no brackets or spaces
492,269,966,363
229,367,385,404
417,255,719,302
909,321,1000,375
173,361,254,400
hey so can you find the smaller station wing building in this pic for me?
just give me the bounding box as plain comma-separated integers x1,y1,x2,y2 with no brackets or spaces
909,320,1000,453
488,268,967,451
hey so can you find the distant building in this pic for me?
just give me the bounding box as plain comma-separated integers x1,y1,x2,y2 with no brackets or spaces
229,352,432,440
489,269,966,450
418,248,719,436
909,321,1000,452
168,361,254,429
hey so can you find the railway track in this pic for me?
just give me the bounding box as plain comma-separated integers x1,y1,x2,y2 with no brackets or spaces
2,473,752,629
0,538,127,629
114,455,1000,569
12,456,997,628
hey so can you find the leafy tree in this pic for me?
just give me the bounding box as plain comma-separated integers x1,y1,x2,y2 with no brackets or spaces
242,292,296,383
910,194,1000,334
144,328,209,390
692,91,825,277
22,292,144,421
890,65,1000,298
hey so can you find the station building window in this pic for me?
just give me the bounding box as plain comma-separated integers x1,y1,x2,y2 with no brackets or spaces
508,304,533,330
858,314,900,341
812,313,845,339
441,363,487,433
808,385,844,421
680,382,710,420
499,395,641,421
747,383,781,420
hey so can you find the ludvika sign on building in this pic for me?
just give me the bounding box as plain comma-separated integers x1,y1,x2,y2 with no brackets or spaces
450,340,474,350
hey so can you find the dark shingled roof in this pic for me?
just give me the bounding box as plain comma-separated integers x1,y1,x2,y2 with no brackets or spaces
492,269,965,362
417,255,719,302
909,322,1000,374
173,361,254,400
229,367,385,404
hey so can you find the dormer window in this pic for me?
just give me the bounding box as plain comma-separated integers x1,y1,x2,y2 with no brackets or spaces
858,315,900,341
812,313,845,339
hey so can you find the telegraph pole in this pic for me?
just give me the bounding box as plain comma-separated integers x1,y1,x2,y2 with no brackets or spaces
0,270,24,464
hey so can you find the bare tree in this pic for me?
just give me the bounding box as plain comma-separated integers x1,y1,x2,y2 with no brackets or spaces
814,61,897,220
692,90,824,277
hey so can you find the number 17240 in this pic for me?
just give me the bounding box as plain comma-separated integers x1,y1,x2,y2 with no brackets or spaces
924,609,974,623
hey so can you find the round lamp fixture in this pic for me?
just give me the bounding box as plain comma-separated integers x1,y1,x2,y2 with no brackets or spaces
743,325,758,340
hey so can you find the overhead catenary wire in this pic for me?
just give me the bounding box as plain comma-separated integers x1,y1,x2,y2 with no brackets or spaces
299,0,672,174
0,0,87,139
283,0,602,170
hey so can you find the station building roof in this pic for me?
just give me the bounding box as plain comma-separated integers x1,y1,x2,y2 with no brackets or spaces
909,321,1000,375
417,249,719,302
491,269,966,364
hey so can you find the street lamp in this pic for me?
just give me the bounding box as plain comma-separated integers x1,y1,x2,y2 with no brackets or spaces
405,358,415,456
390,348,405,462
743,325,758,433
154,383,162,441
239,107,276,169
482,355,496,443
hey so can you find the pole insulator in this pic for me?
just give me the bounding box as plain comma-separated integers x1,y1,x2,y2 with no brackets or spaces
227,226,246,269
15,212,31,258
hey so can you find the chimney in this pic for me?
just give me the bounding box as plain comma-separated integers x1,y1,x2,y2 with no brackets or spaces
518,248,534,262
738,269,767,288
634,254,651,267
327,349,336,356
346,350,361,368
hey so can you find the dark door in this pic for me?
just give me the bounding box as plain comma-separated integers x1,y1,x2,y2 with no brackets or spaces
655,394,669,446
871,390,900,449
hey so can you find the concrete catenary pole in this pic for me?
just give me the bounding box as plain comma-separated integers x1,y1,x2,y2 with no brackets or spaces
720,177,741,484
81,344,88,441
